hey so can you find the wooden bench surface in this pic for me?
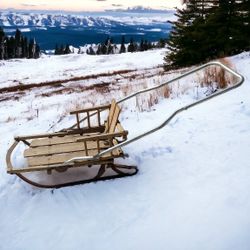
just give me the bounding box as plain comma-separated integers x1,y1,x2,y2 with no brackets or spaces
25,140,108,157
24,99,125,168
27,150,115,167
30,133,99,147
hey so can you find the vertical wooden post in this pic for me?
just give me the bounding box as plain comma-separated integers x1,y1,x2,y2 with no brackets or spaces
109,138,113,156
76,114,80,129
87,111,91,128
84,141,88,156
97,139,100,153
97,109,101,127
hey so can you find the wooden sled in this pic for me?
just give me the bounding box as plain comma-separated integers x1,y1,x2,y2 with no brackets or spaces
6,62,244,189
6,99,138,188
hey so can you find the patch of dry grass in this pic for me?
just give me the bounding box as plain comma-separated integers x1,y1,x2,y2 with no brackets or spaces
198,58,236,90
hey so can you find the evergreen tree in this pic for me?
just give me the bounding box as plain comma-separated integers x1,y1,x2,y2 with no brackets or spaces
35,44,40,58
164,0,211,69
4,36,9,59
96,44,102,55
233,0,250,51
164,0,249,69
0,27,4,38
107,39,114,54
207,0,245,55
119,36,126,53
7,37,16,58
54,44,60,55
15,29,22,58
143,40,149,51
87,46,95,55
101,43,107,54
59,45,65,55
0,27,5,59
64,44,71,54
113,44,119,53
28,39,35,58
140,39,144,51
15,29,22,45
128,38,136,52
0,27,39,60
22,37,28,58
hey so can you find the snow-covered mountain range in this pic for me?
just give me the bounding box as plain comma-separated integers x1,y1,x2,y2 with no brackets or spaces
0,12,123,27
0,11,174,27
0,11,174,49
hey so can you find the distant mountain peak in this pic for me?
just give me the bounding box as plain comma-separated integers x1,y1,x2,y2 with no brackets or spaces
106,6,174,13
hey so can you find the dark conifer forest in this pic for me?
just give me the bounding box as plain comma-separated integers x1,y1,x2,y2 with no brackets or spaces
164,0,250,69
54,36,167,56
0,28,40,60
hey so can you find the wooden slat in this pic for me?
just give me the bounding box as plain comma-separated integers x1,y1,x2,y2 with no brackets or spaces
24,140,108,157
76,131,127,142
27,150,100,166
30,134,100,147
116,123,125,133
27,149,121,167
70,104,110,114
109,105,121,133
106,99,116,132
15,127,105,141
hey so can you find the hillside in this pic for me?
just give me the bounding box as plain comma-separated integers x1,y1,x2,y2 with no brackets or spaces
0,50,250,250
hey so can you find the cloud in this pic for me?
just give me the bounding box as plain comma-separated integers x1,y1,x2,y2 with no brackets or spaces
112,4,123,7
21,3,47,7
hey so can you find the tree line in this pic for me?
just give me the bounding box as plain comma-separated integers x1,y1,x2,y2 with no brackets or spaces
54,36,167,55
165,0,250,69
0,27,40,60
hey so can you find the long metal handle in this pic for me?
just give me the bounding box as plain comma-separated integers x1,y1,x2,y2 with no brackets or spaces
65,61,244,164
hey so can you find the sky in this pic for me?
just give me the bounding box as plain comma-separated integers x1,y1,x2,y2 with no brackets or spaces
1,0,182,12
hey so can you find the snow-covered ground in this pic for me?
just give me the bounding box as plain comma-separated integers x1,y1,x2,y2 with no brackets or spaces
0,50,250,250
0,49,167,88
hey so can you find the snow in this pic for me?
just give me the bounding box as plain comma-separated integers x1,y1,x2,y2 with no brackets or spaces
0,49,167,88
0,50,250,250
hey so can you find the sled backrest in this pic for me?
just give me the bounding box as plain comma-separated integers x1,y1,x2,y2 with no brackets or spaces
105,99,121,133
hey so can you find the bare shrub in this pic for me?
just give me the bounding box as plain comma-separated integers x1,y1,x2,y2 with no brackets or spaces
26,115,35,121
135,84,172,111
5,116,16,123
162,85,171,98
198,58,236,90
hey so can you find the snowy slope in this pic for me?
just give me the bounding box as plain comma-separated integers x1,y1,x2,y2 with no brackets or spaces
0,51,250,250
0,49,167,88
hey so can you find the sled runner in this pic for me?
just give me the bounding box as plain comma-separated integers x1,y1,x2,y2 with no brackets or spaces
6,62,244,188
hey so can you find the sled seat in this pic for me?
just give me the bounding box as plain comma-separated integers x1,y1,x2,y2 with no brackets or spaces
7,99,129,174
23,129,127,171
